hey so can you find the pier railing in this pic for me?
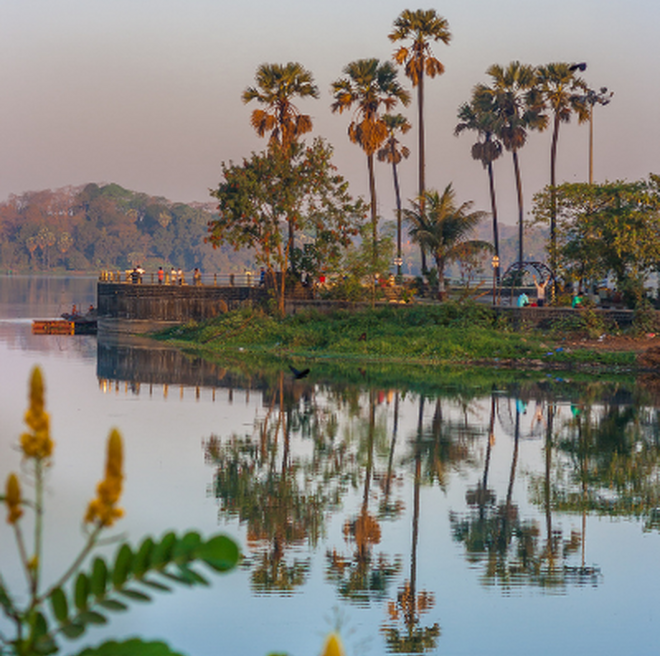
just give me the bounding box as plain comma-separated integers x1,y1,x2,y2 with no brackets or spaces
99,270,258,287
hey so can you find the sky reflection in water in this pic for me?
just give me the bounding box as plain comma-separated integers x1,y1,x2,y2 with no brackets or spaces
1,276,660,656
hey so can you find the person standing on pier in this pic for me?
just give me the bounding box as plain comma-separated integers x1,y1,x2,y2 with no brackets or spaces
532,274,549,307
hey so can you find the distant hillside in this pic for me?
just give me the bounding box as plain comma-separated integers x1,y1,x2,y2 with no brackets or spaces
0,183,254,273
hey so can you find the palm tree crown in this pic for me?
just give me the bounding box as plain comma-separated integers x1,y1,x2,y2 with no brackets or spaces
404,185,490,295
389,9,451,86
243,62,319,150
331,59,410,156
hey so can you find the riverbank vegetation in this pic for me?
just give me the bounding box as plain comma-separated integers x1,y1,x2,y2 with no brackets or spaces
155,303,647,373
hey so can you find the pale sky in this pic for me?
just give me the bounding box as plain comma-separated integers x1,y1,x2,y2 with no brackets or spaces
0,0,658,227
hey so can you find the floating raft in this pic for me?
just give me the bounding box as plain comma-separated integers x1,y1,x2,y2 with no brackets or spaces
32,319,97,335
32,320,74,335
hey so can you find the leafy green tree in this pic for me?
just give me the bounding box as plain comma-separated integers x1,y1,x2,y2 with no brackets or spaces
455,88,503,280
481,62,547,267
389,9,451,273
331,58,410,269
377,113,411,279
532,178,660,305
535,63,589,272
208,139,364,315
404,185,490,298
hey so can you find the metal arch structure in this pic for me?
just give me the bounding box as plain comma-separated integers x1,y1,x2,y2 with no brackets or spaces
499,261,556,305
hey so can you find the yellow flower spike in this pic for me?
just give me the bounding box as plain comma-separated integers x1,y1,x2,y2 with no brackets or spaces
20,366,53,460
321,633,344,656
85,429,124,527
5,473,23,524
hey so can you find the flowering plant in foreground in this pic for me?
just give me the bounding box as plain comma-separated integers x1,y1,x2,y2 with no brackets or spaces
0,367,240,656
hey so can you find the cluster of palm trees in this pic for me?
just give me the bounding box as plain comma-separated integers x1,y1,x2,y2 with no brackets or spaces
240,9,610,287
456,61,610,279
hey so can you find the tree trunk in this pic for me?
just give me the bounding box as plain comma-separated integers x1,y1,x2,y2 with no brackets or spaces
367,153,378,306
486,157,500,284
512,149,524,269
417,75,427,274
391,147,403,279
549,112,561,276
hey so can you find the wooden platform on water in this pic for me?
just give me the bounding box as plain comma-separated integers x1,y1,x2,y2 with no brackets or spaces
32,319,97,335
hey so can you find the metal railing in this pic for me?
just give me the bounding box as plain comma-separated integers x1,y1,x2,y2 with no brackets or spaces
98,270,259,287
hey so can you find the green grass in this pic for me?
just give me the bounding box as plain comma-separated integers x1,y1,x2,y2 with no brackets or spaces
154,302,639,373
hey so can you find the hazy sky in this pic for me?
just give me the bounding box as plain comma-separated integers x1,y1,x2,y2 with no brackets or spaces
1,0,658,227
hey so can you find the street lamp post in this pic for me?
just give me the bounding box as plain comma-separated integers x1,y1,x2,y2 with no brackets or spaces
491,255,500,306
585,87,613,184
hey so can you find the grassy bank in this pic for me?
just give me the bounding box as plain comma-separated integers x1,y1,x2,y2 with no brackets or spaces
154,302,640,372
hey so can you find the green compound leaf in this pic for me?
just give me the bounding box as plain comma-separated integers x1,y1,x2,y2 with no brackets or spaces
132,537,154,578
49,587,69,623
60,622,85,639
34,611,50,638
195,535,240,573
77,610,107,626
97,598,128,612
90,558,108,597
72,638,186,656
118,588,151,602
172,531,202,562
151,532,177,569
74,573,90,612
112,544,133,589
140,578,172,592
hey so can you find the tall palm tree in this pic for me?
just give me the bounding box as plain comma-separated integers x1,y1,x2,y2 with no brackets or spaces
243,62,319,268
389,9,451,273
331,59,410,265
377,113,411,278
455,88,503,282
404,185,490,299
536,62,589,274
484,62,547,268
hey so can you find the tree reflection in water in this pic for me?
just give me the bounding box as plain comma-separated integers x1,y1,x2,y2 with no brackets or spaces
197,368,660,651
204,372,350,594
326,390,402,605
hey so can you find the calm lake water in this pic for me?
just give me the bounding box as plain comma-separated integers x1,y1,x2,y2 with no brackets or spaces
2,275,660,656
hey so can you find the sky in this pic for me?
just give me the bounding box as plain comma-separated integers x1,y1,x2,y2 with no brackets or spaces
0,0,658,228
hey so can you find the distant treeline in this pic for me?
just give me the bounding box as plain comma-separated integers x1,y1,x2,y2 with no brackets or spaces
0,183,254,273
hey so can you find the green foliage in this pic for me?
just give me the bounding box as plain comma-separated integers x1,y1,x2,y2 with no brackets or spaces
209,139,365,314
0,183,250,273
28,532,239,650
73,638,185,656
532,178,660,305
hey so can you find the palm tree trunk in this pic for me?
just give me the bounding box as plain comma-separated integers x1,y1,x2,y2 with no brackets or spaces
417,76,427,274
391,147,403,279
367,153,378,306
512,149,524,269
486,159,500,284
550,112,561,276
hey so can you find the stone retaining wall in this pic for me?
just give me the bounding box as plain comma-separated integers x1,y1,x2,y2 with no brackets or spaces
98,282,266,322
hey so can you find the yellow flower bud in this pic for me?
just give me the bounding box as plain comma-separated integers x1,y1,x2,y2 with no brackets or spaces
20,367,54,460
321,633,344,656
5,473,23,524
85,429,124,527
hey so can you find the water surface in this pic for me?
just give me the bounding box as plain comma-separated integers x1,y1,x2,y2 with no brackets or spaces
1,276,660,656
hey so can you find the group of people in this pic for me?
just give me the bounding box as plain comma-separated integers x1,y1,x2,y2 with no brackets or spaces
517,274,583,308
128,266,203,285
